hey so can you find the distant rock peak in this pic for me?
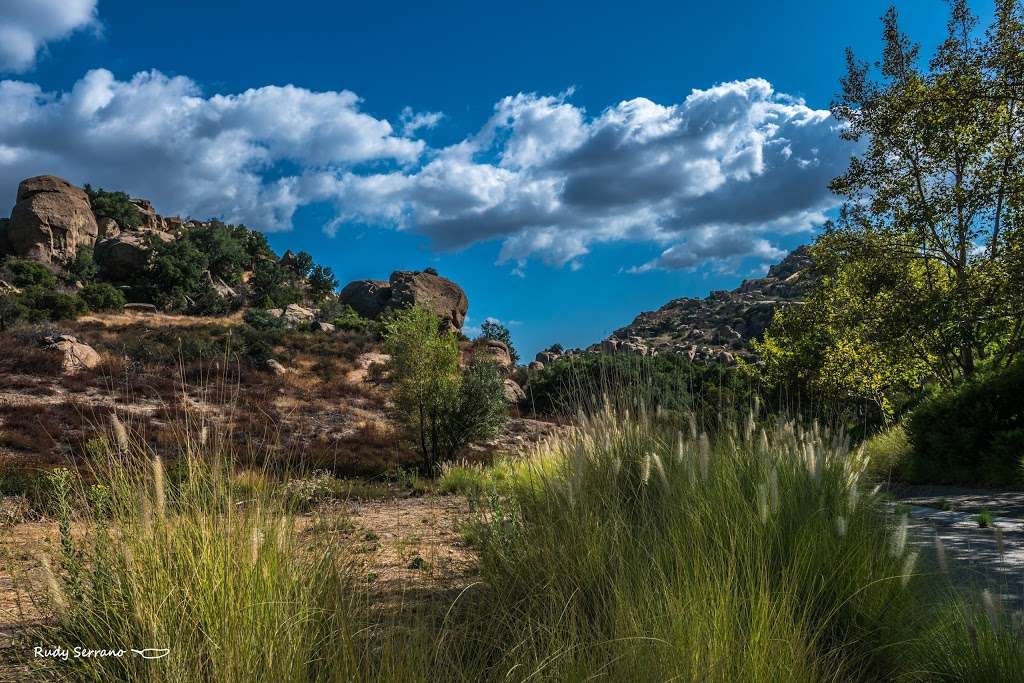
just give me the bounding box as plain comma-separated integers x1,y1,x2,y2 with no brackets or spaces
589,247,817,364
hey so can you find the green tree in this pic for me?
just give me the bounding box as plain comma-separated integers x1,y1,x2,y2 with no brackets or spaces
187,221,248,285
147,235,209,311
79,283,126,313
308,265,338,302
250,259,301,308
68,247,99,284
438,361,508,457
480,319,520,365
384,307,462,474
827,1,1024,385
3,257,57,289
84,185,142,229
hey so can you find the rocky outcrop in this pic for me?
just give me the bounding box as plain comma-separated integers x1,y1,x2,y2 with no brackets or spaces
592,247,815,363
282,304,316,326
338,279,391,319
462,338,513,371
39,334,101,374
94,229,174,281
6,176,98,264
503,379,527,404
338,269,469,331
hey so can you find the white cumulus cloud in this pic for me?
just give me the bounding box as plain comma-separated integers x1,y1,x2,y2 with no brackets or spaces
0,0,98,73
0,68,424,229
0,71,852,272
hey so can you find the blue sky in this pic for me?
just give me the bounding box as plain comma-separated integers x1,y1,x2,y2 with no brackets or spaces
0,1,985,357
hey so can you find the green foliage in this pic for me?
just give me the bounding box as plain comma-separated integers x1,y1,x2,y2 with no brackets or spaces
185,220,249,285
861,423,912,482
757,237,930,420
146,234,209,311
307,264,338,302
243,308,287,332
16,285,87,322
67,247,99,284
3,257,57,288
0,294,26,331
84,184,142,229
905,361,1024,486
437,361,508,458
79,282,126,313
977,510,994,528
825,3,1024,385
250,258,301,309
526,351,757,424
384,307,462,473
480,319,519,365
282,250,314,278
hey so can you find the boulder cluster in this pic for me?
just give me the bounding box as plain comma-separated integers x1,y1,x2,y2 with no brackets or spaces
338,268,469,332
0,175,195,273
587,247,815,364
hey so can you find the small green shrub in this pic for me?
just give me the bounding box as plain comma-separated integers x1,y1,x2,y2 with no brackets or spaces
84,184,143,228
907,362,1024,485
16,285,88,322
977,510,994,528
79,282,126,312
3,257,57,288
862,423,912,481
244,308,286,332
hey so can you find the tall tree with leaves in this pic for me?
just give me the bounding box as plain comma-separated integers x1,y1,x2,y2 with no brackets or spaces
825,0,1024,387
384,307,461,473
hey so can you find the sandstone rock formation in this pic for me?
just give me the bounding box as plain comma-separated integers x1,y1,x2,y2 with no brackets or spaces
6,176,98,264
40,334,101,374
94,229,174,281
338,279,391,319
339,269,469,331
503,378,527,404
591,247,815,363
462,338,513,372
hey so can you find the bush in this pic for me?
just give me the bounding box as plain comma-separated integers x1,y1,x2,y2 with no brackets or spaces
68,247,99,284
79,282,126,313
438,361,508,458
84,184,142,228
244,308,286,332
526,352,758,424
906,362,1024,486
2,257,57,288
861,423,912,482
16,285,87,322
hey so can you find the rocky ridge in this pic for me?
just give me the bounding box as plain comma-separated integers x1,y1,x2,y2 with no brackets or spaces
588,247,816,364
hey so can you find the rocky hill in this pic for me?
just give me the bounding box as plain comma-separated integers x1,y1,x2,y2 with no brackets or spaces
589,247,815,364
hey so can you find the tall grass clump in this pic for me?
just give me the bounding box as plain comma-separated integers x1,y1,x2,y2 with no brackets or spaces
454,406,1024,681
26,414,365,683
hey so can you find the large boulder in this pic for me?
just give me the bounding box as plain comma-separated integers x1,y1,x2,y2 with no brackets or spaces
6,176,98,264
40,334,101,374
503,379,527,404
129,198,167,232
282,303,316,326
94,229,173,281
338,279,391,319
463,338,513,371
338,269,470,331
389,270,468,331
